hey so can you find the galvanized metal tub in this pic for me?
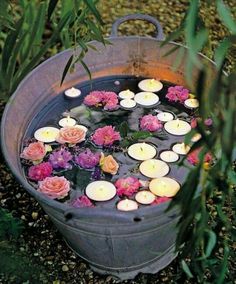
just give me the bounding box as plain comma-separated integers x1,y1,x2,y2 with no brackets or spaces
1,14,215,280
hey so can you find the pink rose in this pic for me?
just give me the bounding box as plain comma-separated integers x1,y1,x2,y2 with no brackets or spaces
38,176,70,199
56,126,86,144
20,141,46,161
140,114,163,132
28,162,53,181
115,177,140,197
91,126,121,146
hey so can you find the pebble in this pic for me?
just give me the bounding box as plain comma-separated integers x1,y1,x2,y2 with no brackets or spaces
62,265,69,272
31,212,38,219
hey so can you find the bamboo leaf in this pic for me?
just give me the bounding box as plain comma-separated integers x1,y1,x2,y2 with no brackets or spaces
47,0,59,20
83,0,103,24
60,54,74,86
217,0,236,34
79,59,92,80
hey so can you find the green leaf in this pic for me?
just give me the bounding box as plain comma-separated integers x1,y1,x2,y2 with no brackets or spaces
131,131,152,140
79,59,92,80
1,16,24,75
181,260,194,278
83,0,103,24
214,38,231,68
204,230,217,258
11,11,71,93
47,0,59,20
60,54,74,86
217,0,236,33
118,121,129,138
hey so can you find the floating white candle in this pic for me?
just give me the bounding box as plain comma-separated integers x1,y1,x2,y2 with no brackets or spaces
191,133,202,142
118,89,135,99
172,143,190,155
164,119,191,136
64,87,81,98
160,151,179,163
117,199,139,211
139,159,169,178
34,127,59,143
128,143,157,161
134,92,159,107
135,190,156,205
157,111,174,122
184,98,199,109
58,116,76,127
120,99,136,109
85,181,116,202
138,79,163,92
149,177,180,197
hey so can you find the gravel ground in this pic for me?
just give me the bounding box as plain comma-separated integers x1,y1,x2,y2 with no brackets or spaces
0,1,235,283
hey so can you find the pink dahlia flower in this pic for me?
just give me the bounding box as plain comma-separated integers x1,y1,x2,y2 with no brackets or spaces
28,162,53,181
103,92,119,110
91,126,121,146
83,91,119,110
166,86,189,103
140,114,163,132
115,177,140,197
38,176,70,199
20,141,46,161
152,196,171,205
187,148,213,166
70,195,94,208
83,91,104,106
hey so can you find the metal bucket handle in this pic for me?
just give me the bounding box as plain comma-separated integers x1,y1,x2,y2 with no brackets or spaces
110,14,165,41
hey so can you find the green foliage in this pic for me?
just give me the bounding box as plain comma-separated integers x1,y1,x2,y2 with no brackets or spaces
0,0,105,100
0,208,22,240
165,1,236,283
